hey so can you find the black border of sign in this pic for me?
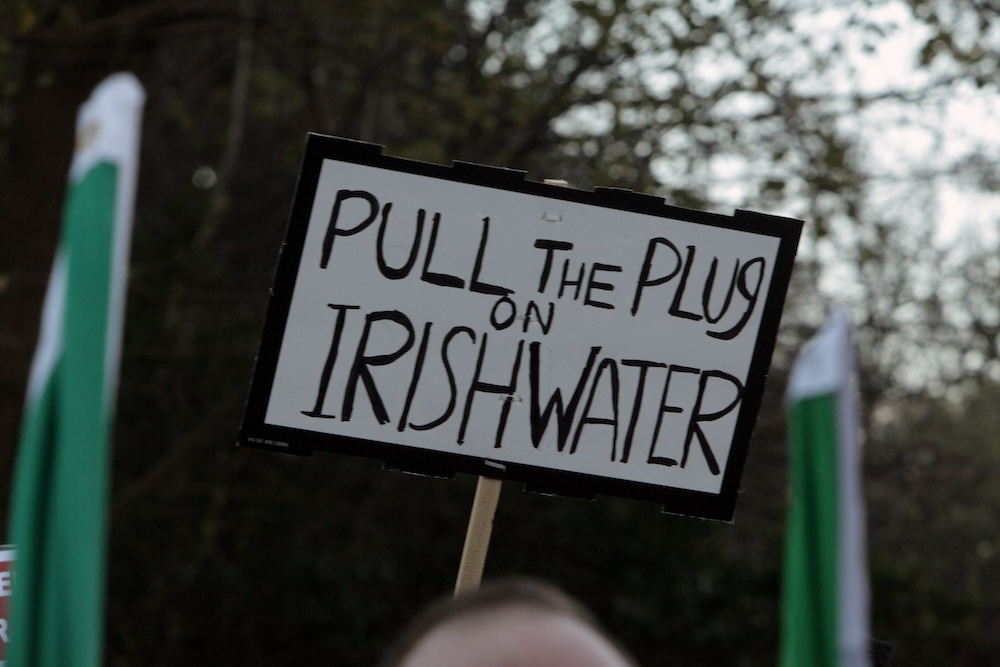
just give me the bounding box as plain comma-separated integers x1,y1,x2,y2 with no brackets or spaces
238,133,803,522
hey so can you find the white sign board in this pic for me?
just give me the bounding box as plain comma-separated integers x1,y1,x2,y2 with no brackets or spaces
240,134,802,520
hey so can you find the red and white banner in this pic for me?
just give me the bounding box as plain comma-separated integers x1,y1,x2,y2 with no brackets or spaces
0,546,13,666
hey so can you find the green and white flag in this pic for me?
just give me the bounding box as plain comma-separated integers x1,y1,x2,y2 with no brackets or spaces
780,308,871,667
7,72,144,667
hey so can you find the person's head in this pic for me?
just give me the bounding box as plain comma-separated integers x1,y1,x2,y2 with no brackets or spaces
379,577,638,667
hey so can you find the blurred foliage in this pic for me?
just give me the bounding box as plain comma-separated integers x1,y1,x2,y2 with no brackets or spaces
1,0,999,665
866,382,1000,665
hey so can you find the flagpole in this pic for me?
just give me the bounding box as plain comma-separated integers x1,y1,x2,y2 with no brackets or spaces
6,72,144,667
780,307,871,667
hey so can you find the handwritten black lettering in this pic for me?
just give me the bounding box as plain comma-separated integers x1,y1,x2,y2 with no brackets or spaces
397,321,433,431
619,359,667,464
458,334,524,447
571,357,620,459
631,237,682,316
702,257,739,324
321,190,379,268
342,310,416,424
302,304,360,418
668,245,702,321
408,326,476,431
533,239,573,292
490,297,518,331
529,343,600,451
470,217,513,296
707,257,765,340
421,212,465,288
584,262,622,310
377,203,424,280
647,365,700,467
559,259,586,300
288,177,780,494
680,369,743,474
522,301,555,334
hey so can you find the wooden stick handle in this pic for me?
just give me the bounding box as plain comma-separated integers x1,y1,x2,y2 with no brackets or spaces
454,476,503,596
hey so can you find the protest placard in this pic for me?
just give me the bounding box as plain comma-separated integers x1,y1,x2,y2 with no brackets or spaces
239,134,801,521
